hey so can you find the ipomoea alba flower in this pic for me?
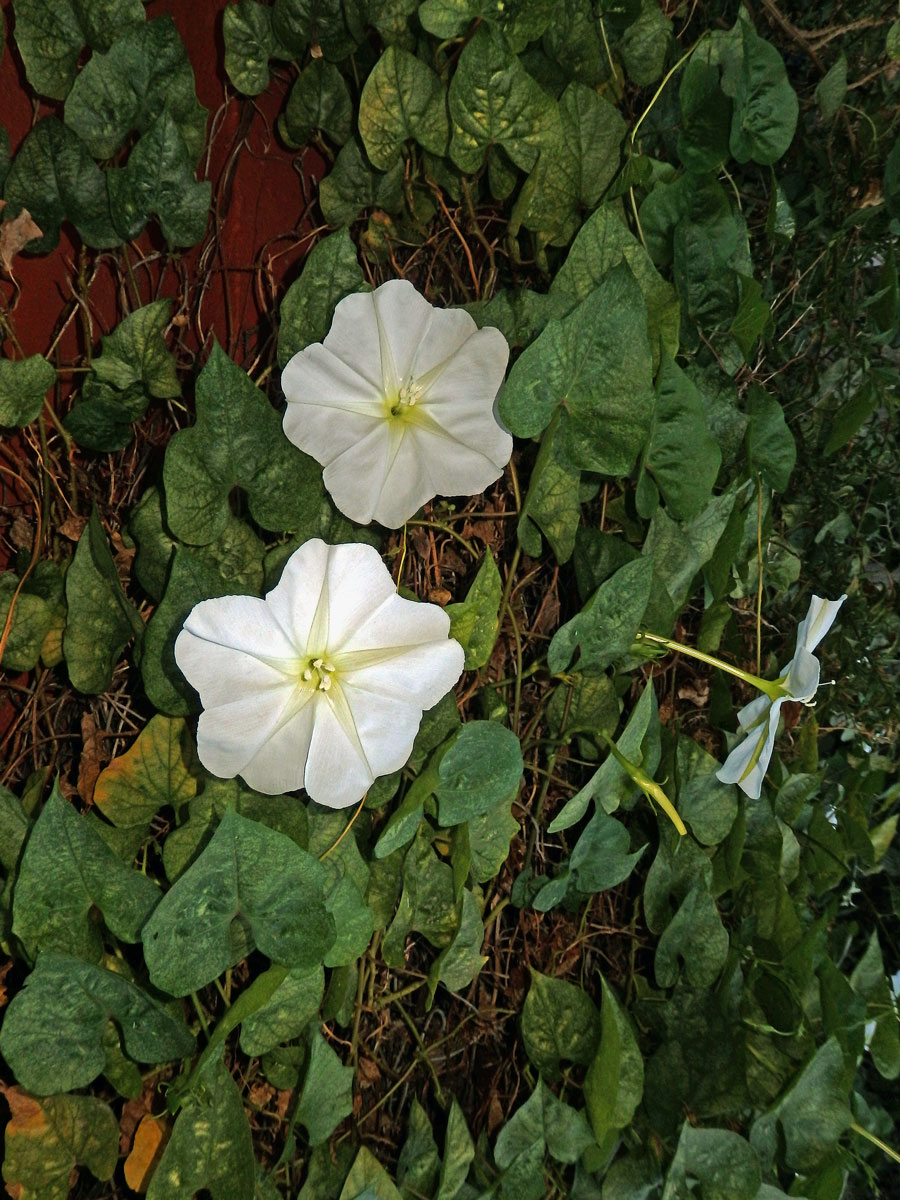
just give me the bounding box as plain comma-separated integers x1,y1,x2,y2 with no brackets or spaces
174,539,465,807
281,279,512,528
715,594,847,799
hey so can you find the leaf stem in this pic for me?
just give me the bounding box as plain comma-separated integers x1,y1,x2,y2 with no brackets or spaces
850,1121,900,1166
170,963,290,1113
630,34,708,149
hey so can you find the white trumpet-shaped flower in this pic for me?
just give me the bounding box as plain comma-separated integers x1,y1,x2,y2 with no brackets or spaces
174,539,465,808
715,594,847,799
281,279,512,528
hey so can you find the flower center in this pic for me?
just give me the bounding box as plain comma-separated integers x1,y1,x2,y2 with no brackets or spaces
301,657,337,692
389,378,424,418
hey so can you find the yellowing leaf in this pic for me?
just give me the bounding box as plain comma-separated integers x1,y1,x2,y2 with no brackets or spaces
2,1085,118,1200
94,714,197,848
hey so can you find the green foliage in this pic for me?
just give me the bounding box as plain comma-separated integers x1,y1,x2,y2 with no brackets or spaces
5,10,208,251
436,721,523,824
92,714,197,853
92,300,179,396
500,265,655,474
2,116,120,252
547,557,653,674
664,1124,761,1200
0,354,55,428
12,781,159,960
64,17,207,161
448,26,556,173
223,0,280,96
0,951,194,1094
63,506,143,693
446,552,502,669
162,342,324,545
239,965,324,1056
296,1026,355,1145
143,808,336,995
280,60,353,148
729,15,799,166
146,1054,255,1200
2,4,896,1198
107,107,211,246
521,968,601,1079
278,228,367,366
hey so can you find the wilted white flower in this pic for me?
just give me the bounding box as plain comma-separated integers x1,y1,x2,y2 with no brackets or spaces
281,279,512,528
715,594,847,799
174,539,465,807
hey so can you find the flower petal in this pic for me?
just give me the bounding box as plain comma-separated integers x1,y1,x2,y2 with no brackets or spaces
389,416,507,507
282,343,383,417
419,325,509,421
319,291,385,392
716,698,783,799
418,396,513,475
783,646,820,703
237,693,318,795
180,594,299,664
408,306,479,380
175,597,301,713
342,638,464,707
319,542,399,652
265,539,332,654
338,590,451,653
370,279,435,386
303,695,375,808
794,594,847,656
194,681,305,780
321,421,435,529
735,692,772,732
321,421,398,525
281,344,386,469
340,681,429,777
321,281,434,394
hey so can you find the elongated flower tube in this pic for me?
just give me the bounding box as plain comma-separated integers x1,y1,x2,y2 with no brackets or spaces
281,279,512,528
714,594,847,798
174,539,465,807
598,732,686,836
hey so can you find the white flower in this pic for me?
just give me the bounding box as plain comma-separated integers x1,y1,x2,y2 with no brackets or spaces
281,279,512,528
716,594,847,799
174,539,465,807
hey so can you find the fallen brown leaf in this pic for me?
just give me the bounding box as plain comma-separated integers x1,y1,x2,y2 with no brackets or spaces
119,1092,154,1155
248,1081,275,1110
77,713,106,804
357,1057,381,1088
124,1114,168,1194
0,200,43,275
677,680,709,708
0,958,14,1007
58,515,88,542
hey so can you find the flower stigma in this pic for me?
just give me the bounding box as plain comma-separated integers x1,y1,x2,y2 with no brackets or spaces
389,377,425,419
302,657,336,692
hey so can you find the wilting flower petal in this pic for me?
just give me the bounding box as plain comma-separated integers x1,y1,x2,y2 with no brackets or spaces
175,539,465,807
281,279,512,528
716,594,847,798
